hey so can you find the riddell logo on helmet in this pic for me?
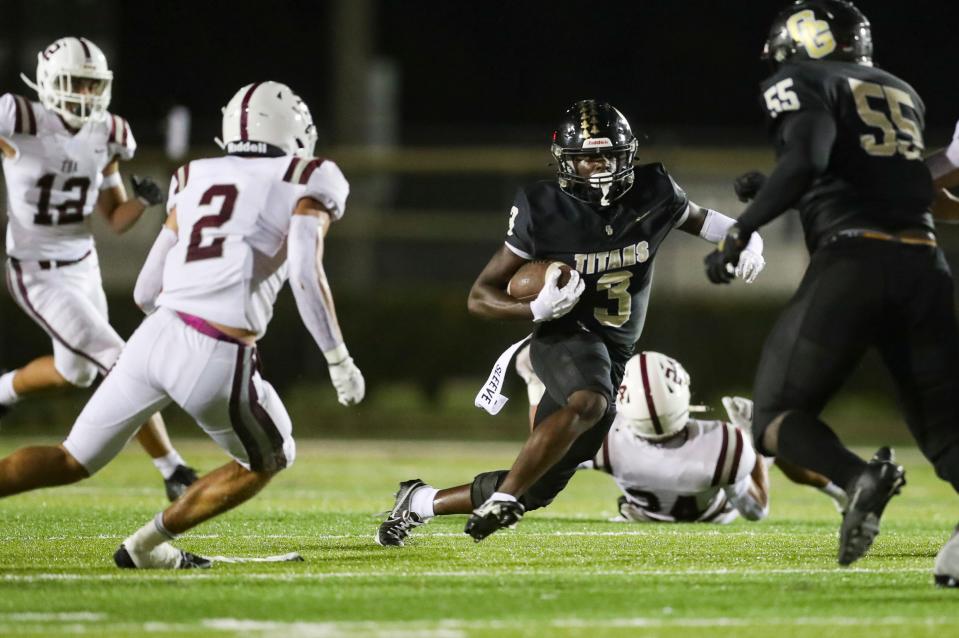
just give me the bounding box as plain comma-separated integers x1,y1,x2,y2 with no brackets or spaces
226,140,269,154
582,137,613,148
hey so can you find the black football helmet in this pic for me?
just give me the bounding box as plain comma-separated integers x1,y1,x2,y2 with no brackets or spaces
763,0,872,67
551,100,638,206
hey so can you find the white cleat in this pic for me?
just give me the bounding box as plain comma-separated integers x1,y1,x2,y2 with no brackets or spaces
934,527,959,588
114,542,211,569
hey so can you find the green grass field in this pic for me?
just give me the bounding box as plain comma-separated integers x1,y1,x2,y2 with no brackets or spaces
0,438,956,637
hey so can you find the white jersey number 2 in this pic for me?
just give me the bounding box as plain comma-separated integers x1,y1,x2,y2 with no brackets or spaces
185,184,237,263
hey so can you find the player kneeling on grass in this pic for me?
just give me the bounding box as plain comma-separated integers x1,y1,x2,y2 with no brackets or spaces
577,352,770,524
0,81,365,569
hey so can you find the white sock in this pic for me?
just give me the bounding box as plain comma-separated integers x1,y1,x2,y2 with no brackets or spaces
126,513,176,553
410,486,438,519
152,451,186,479
0,371,20,406
490,491,517,503
821,481,849,511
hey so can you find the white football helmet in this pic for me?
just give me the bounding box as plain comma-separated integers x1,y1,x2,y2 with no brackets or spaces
218,81,315,156
616,351,692,440
21,37,112,129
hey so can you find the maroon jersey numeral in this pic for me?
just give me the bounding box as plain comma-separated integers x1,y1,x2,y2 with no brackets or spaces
185,184,238,262
33,174,89,226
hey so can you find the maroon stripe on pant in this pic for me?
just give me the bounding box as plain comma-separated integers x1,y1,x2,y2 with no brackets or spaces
239,83,262,141
601,433,613,475
727,428,745,485
247,350,287,471
711,424,730,487
639,352,664,435
9,260,109,373
298,158,325,185
228,346,265,471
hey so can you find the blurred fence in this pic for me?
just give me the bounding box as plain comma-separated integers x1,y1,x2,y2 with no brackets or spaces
2,145,957,443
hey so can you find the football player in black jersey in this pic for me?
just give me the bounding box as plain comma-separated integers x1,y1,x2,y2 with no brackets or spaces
704,0,959,579
375,100,767,547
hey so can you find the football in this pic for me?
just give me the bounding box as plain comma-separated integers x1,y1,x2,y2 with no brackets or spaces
506,260,573,301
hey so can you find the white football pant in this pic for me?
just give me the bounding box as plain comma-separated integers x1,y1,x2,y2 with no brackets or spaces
5,252,123,387
63,307,295,474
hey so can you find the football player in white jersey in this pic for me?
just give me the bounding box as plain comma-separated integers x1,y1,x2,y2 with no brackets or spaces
0,36,196,500
0,81,365,569
518,345,848,518
577,352,769,523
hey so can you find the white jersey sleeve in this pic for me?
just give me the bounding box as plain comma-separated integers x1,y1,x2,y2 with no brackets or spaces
105,113,136,161
946,119,959,168
284,157,349,221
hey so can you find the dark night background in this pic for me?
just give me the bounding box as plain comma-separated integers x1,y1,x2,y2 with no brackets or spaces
0,0,955,146
0,0,957,437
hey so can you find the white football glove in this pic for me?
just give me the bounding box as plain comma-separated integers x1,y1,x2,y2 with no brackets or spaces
529,268,585,323
735,249,765,284
721,395,753,431
329,356,365,406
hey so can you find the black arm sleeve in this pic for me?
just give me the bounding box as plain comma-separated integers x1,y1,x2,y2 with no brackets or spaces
736,110,837,234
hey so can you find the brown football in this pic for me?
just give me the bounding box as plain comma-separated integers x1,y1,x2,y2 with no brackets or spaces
507,260,573,301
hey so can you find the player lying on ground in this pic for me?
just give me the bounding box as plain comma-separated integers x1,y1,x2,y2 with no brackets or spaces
375,99,766,547
704,0,959,583
578,352,771,524
0,81,365,568
0,36,196,500
516,347,848,517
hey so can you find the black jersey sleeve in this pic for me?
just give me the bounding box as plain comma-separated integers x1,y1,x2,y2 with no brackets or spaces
504,187,534,259
759,65,832,131
737,109,837,234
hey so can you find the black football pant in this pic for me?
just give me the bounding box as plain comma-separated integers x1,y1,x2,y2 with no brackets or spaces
470,325,628,511
752,239,959,491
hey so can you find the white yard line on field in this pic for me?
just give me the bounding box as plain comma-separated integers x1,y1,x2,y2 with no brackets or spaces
0,566,931,583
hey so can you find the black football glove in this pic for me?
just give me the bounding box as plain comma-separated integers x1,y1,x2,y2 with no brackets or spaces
464,497,525,542
734,170,767,203
704,225,750,285
130,175,165,207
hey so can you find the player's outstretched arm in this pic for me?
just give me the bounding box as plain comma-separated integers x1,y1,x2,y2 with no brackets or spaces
705,110,836,283
288,198,364,406
926,126,959,222
680,202,765,284
133,210,178,314
96,162,164,234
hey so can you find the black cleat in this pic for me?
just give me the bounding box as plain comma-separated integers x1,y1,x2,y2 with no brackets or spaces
465,498,525,542
114,543,212,569
375,479,429,547
838,447,906,566
164,465,199,502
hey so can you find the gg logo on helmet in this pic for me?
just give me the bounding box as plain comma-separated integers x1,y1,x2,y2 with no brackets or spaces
786,9,836,59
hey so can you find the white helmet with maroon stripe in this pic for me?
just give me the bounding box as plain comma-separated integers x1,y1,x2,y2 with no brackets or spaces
219,81,314,156
616,352,691,440
21,37,112,129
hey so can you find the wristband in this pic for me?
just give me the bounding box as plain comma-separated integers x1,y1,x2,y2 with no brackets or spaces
323,343,349,365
